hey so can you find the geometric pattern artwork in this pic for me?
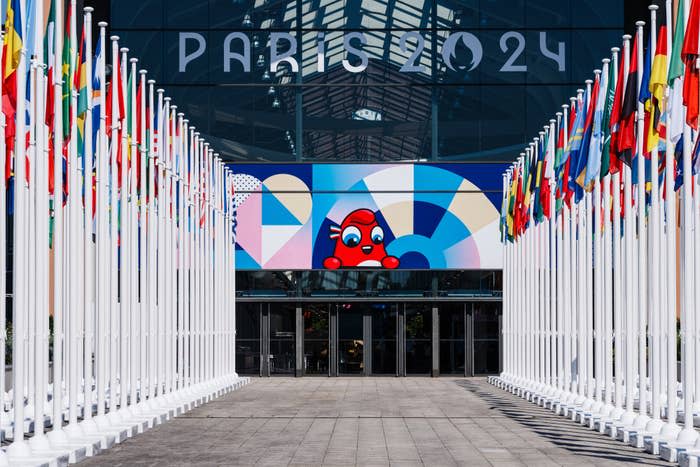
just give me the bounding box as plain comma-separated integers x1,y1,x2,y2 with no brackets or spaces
233,163,507,270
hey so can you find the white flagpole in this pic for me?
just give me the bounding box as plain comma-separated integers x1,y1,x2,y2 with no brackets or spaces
66,0,82,440
678,0,697,444
620,33,637,428
108,36,120,423
646,3,664,435
48,0,67,448
83,7,96,431
147,81,158,403
7,0,30,456
138,68,148,409
128,56,139,414
593,68,604,414
118,46,129,415
94,21,109,426
634,20,649,430
555,112,564,399
601,51,615,420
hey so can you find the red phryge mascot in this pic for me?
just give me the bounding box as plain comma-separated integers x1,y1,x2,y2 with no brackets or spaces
323,209,400,269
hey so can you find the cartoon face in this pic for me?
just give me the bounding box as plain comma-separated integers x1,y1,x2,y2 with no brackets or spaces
323,209,399,269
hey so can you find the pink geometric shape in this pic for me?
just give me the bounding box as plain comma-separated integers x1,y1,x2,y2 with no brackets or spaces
443,235,480,269
264,222,312,269
236,191,262,264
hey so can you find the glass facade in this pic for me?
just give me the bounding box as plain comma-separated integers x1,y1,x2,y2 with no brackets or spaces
109,0,624,163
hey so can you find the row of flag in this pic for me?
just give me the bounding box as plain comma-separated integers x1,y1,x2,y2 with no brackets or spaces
0,0,240,461
498,1,700,462
500,0,699,241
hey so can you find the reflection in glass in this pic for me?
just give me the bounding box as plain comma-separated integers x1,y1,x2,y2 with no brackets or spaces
371,304,396,375
473,302,501,374
236,303,260,374
304,304,329,375
439,303,465,374
406,304,431,374
338,309,364,374
270,304,296,374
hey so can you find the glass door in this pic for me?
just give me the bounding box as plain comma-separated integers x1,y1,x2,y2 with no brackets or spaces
439,303,466,375
371,303,397,375
303,304,329,375
236,303,261,375
337,304,364,375
405,304,432,374
269,303,296,375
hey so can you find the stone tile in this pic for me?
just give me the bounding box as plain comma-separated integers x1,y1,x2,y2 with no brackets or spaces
79,378,675,466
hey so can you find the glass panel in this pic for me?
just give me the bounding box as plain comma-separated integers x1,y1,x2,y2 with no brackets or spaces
473,302,501,340
436,270,501,296
474,340,499,374
440,341,465,375
405,304,431,340
304,304,329,375
406,303,432,374
299,271,432,297
406,340,432,374
439,303,464,339
236,303,260,339
371,304,396,375
304,340,329,375
338,309,364,374
270,304,296,375
236,340,260,375
236,271,298,296
269,340,296,374
301,85,432,162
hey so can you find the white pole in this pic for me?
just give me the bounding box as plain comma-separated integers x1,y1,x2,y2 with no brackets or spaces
94,21,109,425
634,20,649,428
83,7,96,429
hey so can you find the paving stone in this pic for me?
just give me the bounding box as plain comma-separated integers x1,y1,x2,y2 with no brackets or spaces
79,378,675,466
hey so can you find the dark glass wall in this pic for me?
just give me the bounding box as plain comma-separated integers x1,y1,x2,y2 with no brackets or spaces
108,0,624,163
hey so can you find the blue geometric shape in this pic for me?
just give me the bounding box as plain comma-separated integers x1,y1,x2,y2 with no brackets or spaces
262,190,301,226
235,248,260,269
413,201,447,238
386,235,446,269
430,210,471,250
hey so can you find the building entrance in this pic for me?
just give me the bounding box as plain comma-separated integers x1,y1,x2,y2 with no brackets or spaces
236,300,501,377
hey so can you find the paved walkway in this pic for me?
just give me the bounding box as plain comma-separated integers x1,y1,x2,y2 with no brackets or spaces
81,378,671,466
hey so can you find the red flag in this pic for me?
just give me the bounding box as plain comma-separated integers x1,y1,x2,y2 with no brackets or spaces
682,0,700,129
618,36,639,166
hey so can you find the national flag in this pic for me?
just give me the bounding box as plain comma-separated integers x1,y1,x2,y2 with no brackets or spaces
647,11,668,153
609,47,626,173
585,68,608,187
639,33,653,156
91,35,103,153
668,0,686,145
600,59,617,179
682,0,700,129
2,0,23,113
61,3,72,140
618,35,639,166
44,0,55,126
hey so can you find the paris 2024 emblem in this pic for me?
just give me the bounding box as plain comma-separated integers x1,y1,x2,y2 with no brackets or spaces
323,209,400,269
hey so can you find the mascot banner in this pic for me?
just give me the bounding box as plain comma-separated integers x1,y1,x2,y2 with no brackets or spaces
232,163,506,270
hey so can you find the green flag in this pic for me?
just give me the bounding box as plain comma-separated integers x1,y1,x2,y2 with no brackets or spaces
599,61,616,179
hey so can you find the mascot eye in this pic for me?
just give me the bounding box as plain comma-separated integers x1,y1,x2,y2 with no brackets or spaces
341,226,362,247
371,226,384,244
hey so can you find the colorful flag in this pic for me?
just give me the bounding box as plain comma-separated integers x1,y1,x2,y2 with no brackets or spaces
618,35,639,166
668,0,686,145
2,0,23,113
647,12,668,153
600,59,617,179
682,0,699,129
585,67,609,187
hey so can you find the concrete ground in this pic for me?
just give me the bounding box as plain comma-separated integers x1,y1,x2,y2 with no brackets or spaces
80,378,671,466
